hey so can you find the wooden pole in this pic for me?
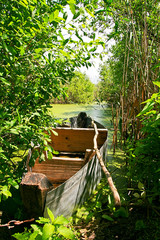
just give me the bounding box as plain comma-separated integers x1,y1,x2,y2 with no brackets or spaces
93,122,121,207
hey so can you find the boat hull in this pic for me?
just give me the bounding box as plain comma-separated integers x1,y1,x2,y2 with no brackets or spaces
44,139,107,218
20,124,108,218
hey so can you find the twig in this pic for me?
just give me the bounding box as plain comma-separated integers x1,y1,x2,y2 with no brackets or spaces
93,122,121,207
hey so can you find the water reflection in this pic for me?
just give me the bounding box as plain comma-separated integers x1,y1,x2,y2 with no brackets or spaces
50,103,113,146
51,104,112,129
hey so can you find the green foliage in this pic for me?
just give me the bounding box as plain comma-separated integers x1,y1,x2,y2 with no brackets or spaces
127,83,160,201
135,220,145,231
0,0,103,201
13,208,77,240
97,62,121,105
72,178,129,226
66,71,95,104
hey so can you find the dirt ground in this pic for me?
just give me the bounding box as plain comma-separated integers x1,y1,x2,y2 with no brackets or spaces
75,206,160,240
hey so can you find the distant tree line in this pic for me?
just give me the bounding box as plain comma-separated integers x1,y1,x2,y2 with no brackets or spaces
53,71,95,104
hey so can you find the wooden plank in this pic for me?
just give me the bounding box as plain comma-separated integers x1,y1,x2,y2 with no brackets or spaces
49,128,108,152
32,157,84,184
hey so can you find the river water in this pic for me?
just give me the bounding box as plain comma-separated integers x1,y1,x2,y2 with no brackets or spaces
50,103,112,129
49,103,113,145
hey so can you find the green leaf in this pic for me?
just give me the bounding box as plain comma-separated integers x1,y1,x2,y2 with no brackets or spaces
156,113,160,120
50,129,58,136
19,46,25,55
114,207,129,218
49,12,54,22
57,226,75,240
68,0,76,15
137,102,154,117
58,31,64,40
73,11,80,19
54,215,69,225
153,81,160,88
36,217,50,224
47,208,54,223
0,77,11,86
54,9,59,19
95,201,102,208
89,47,97,52
141,191,146,198
8,179,19,189
31,224,42,234
85,7,95,18
102,214,114,221
75,31,83,42
1,185,12,198
10,128,19,135
29,231,39,240
12,232,30,240
138,182,144,190
63,38,70,46
39,153,45,161
0,153,8,160
133,193,140,198
3,41,9,52
42,223,55,240
47,151,53,160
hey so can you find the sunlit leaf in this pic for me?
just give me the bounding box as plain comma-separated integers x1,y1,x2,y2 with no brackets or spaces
153,81,160,88
68,0,76,15
42,223,55,240
54,10,59,19
1,186,12,198
0,77,11,86
138,182,144,190
47,208,54,223
57,226,75,240
85,7,95,18
54,215,69,225
49,12,53,22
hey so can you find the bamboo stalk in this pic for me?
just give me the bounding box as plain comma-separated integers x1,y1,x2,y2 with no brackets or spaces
110,104,116,153
93,122,121,207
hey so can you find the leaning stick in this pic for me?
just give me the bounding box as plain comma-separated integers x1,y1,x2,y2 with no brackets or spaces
93,122,121,207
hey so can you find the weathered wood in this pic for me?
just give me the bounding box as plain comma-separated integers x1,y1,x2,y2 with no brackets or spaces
49,128,108,152
93,122,121,207
21,125,108,218
32,156,84,185
20,172,53,217
83,149,96,164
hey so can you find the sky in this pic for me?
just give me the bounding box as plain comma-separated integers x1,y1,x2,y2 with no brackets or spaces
79,55,103,84
79,40,115,84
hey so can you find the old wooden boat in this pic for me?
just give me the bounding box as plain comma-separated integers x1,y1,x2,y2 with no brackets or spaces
20,115,108,219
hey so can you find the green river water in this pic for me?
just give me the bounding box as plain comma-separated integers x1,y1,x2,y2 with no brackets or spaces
49,103,113,146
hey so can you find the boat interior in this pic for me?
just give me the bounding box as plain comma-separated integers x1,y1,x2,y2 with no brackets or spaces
29,127,108,188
